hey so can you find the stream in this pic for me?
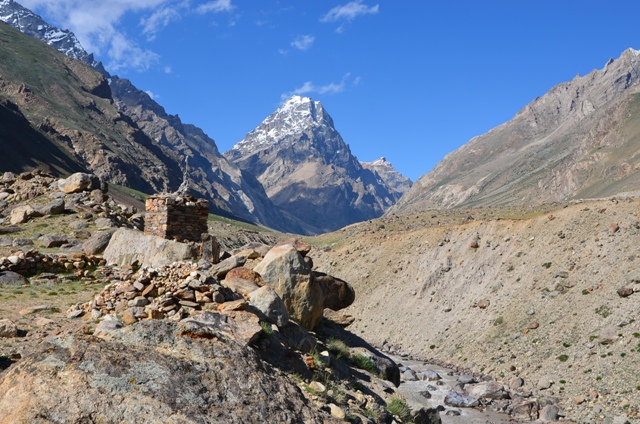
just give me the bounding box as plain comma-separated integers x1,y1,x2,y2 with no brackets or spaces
389,355,517,423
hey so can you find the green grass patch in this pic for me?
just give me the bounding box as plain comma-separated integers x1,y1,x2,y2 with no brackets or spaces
350,353,377,374
387,396,411,422
327,337,350,359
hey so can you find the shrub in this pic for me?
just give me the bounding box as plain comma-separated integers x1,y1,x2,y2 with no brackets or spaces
327,337,350,359
387,396,411,422
557,354,569,362
350,353,378,374
259,321,274,336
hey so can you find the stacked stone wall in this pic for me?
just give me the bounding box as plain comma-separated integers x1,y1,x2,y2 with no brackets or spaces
145,195,209,242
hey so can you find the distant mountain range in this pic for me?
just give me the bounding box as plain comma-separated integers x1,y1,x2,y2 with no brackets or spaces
390,48,640,214
0,0,410,234
225,96,406,233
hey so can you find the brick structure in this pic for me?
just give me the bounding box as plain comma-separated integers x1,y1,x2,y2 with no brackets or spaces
144,194,209,242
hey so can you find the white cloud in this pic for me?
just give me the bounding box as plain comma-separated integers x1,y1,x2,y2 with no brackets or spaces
290,34,315,51
196,0,233,14
145,90,159,100
321,1,379,23
164,66,173,74
20,0,234,72
281,73,357,100
141,6,184,40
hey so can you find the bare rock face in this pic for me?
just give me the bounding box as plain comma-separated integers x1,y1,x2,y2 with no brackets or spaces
391,48,640,214
254,244,324,330
225,96,403,234
0,319,329,423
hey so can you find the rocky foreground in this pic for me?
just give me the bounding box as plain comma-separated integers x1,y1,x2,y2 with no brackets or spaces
0,170,442,423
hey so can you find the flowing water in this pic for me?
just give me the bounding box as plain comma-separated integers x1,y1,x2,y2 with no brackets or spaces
389,355,518,423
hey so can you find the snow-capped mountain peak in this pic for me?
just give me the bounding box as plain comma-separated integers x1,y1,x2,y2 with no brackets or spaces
229,95,335,154
0,0,106,74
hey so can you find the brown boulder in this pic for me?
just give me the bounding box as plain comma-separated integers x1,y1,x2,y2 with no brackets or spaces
313,271,355,311
275,238,312,257
225,267,265,285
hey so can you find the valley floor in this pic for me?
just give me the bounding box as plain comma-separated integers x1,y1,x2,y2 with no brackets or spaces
309,197,640,423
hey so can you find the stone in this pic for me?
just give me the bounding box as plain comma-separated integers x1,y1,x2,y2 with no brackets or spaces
248,286,290,327
223,277,260,297
444,391,479,407
38,198,65,215
421,370,441,381
328,403,346,420
323,309,355,326
458,374,475,384
122,309,138,325
67,309,85,319
12,238,33,246
58,172,93,194
82,231,114,255
274,238,312,256
209,255,247,279
225,267,264,285
103,228,198,267
254,244,324,331
95,217,116,229
539,404,559,422
537,377,553,390
93,315,124,338
0,270,28,286
218,299,248,312
313,271,355,311
509,377,524,390
10,205,36,224
403,369,417,381
476,299,490,309
617,286,634,297
40,234,68,248
0,319,18,337
464,381,508,399
19,305,55,315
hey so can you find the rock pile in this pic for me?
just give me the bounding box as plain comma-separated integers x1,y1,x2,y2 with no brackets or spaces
74,240,355,334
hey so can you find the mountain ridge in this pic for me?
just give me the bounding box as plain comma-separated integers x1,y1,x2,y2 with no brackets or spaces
389,47,640,214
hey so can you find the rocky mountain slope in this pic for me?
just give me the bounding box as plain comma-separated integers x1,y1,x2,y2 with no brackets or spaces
362,157,412,195
391,48,640,214
310,197,640,423
0,3,304,232
226,96,402,234
109,77,303,233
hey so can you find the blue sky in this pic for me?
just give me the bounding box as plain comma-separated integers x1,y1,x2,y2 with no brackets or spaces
19,0,640,181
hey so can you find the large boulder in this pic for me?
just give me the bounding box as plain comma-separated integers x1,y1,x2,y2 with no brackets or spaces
248,286,290,327
464,381,509,400
0,271,28,286
82,230,114,255
254,244,324,330
0,319,329,423
103,228,198,267
38,198,65,215
9,205,39,224
313,271,355,311
57,172,93,194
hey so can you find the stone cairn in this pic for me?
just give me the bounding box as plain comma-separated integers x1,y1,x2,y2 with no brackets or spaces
144,194,209,243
